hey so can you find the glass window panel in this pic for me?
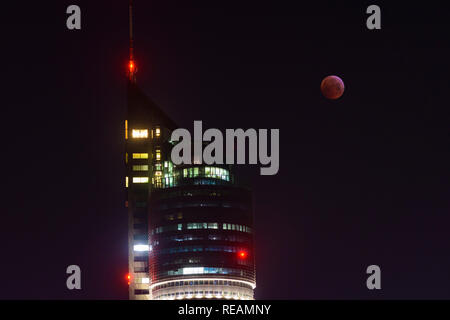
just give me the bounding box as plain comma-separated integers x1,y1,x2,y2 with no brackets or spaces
132,129,148,138
132,153,148,159
132,177,149,183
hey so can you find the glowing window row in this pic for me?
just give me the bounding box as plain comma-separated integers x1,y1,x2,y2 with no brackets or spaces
133,244,151,252
183,167,199,178
126,176,149,185
187,222,218,230
153,279,254,291
167,267,245,276
133,177,149,183
153,176,176,188
223,223,250,232
131,128,161,139
154,290,252,300
132,129,148,138
132,153,148,159
152,223,252,235
131,152,161,161
205,166,229,180
133,165,148,171
125,123,161,140
182,166,230,181
133,277,150,284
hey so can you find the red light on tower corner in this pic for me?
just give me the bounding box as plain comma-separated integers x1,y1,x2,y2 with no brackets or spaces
126,273,131,285
238,250,247,259
128,60,137,82
129,60,135,73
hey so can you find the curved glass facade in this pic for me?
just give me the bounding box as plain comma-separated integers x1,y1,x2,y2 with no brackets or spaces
149,173,256,299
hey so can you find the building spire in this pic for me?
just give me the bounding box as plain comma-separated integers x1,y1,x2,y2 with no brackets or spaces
128,0,137,82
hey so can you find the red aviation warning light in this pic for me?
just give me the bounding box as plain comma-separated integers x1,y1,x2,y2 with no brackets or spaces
128,1,137,82
238,250,248,259
128,60,137,80
129,60,135,73
126,273,131,285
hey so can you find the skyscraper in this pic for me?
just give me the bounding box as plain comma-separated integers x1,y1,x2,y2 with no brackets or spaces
125,1,255,300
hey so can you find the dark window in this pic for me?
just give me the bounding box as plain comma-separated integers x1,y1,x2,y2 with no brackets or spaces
134,255,147,262
135,289,149,295
133,234,147,241
134,267,148,273
133,223,146,229
135,201,147,208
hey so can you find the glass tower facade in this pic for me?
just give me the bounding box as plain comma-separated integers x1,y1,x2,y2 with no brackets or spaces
125,81,255,300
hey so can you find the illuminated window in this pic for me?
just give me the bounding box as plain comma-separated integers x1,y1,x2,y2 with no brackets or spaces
133,177,149,183
166,266,248,276
155,127,161,137
132,153,148,159
132,129,148,138
156,164,162,170
125,176,129,188
153,223,251,234
155,171,162,176
133,244,149,252
132,165,148,171
183,267,204,275
142,278,150,284
181,166,231,181
125,153,128,164
156,150,161,161
125,120,128,140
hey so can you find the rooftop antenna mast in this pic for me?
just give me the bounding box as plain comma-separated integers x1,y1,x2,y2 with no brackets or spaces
128,0,137,82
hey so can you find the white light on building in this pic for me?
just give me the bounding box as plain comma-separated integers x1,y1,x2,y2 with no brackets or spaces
134,244,150,252
182,267,204,275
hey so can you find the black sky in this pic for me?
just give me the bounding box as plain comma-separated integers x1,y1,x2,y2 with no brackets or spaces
0,1,449,299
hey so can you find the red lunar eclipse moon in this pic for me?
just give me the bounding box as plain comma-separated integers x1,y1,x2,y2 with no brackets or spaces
321,75,345,100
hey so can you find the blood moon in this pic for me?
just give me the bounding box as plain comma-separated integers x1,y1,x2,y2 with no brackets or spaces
321,75,345,100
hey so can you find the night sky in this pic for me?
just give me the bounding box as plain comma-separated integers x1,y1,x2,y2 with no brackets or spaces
1,1,449,299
